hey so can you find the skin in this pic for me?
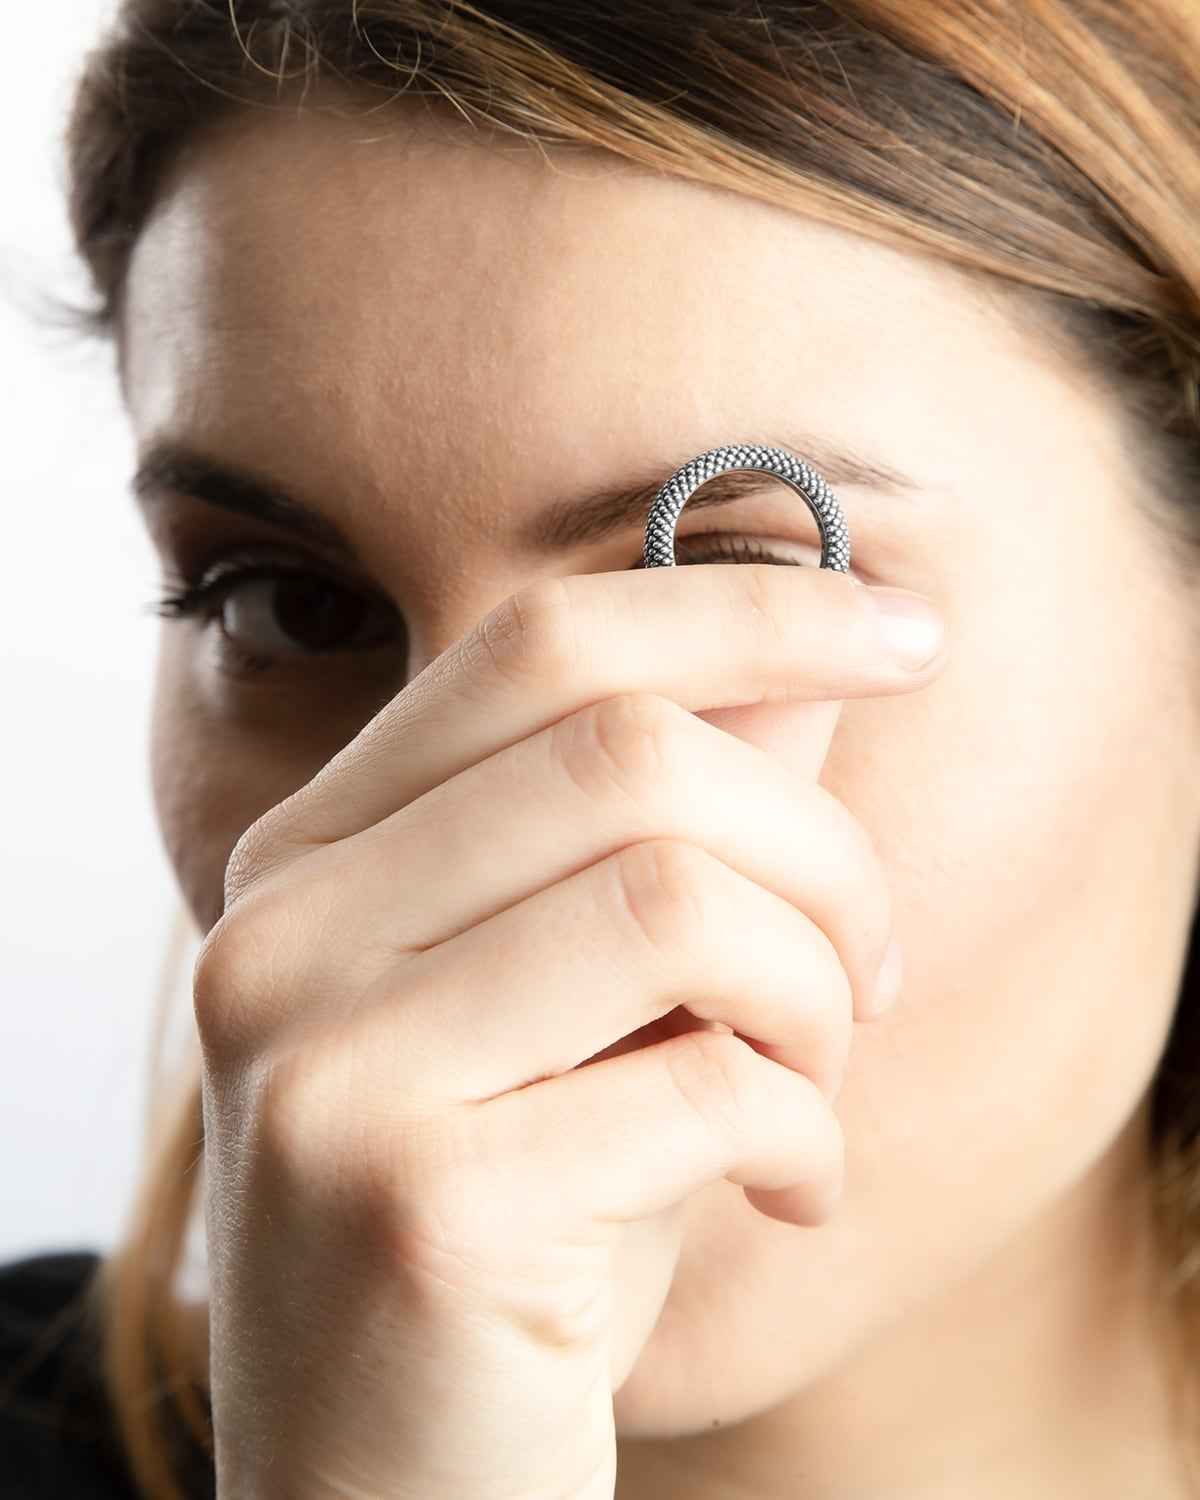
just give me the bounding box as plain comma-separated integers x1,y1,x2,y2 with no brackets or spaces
120,101,1200,1498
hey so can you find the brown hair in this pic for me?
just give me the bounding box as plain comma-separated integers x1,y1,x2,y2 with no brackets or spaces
63,3,1200,1496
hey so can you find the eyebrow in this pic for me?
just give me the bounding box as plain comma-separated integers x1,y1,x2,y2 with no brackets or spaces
131,436,925,560
521,438,924,551
133,446,359,561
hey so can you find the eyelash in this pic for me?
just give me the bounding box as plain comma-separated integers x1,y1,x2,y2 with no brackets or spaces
148,555,392,676
147,534,810,676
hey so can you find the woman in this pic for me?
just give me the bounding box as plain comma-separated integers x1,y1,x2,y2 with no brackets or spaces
3,1,1200,1496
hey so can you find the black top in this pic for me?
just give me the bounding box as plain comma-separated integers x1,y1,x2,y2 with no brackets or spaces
0,1252,214,1500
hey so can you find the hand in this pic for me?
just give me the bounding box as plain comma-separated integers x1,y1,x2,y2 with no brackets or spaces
193,564,949,1500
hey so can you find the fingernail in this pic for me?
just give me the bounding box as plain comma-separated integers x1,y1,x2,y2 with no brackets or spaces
859,588,946,669
871,936,904,1014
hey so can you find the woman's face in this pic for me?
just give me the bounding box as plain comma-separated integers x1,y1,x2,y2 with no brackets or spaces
122,105,1200,1436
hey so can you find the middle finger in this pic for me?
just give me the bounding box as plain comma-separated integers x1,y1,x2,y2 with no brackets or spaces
298,691,893,1019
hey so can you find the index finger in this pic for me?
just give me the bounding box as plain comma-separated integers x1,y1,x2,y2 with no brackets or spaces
227,564,945,893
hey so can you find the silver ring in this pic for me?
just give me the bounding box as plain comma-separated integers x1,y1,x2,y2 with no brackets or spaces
642,443,851,572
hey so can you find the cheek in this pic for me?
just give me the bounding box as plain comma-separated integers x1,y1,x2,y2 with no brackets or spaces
148,633,373,933
825,550,1199,1219
150,655,259,934
714,529,1197,1223
616,557,1200,1431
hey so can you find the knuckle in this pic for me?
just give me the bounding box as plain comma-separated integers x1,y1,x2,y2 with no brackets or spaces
612,838,719,961
666,1031,759,1151
253,1046,330,1165
223,826,269,910
500,1267,611,1353
192,908,264,1061
737,565,796,658
392,1124,525,1272
466,577,586,692
352,1127,561,1317
222,805,294,907
567,693,690,804
191,887,298,1062
399,1184,608,1353
255,1042,418,1205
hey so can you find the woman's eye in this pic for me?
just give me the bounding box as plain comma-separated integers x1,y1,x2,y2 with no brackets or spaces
222,574,389,653
149,562,400,673
631,534,817,569
151,534,834,677
674,534,809,568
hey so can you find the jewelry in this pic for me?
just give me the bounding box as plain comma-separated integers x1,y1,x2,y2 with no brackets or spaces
642,443,851,572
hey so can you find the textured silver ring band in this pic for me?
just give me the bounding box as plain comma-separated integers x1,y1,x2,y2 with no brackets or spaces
642,443,851,573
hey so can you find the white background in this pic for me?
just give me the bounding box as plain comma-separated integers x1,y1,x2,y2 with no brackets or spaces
0,0,195,1264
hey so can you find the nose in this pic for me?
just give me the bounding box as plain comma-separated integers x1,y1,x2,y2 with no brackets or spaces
398,568,547,686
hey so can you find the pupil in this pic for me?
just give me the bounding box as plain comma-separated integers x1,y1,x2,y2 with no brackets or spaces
274,577,365,649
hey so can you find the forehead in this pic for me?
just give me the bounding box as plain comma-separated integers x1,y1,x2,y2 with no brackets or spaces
120,104,1031,547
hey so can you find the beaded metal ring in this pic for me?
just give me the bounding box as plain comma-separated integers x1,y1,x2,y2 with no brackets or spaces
642,443,851,573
